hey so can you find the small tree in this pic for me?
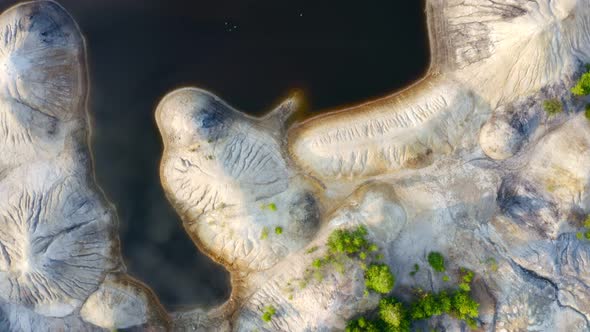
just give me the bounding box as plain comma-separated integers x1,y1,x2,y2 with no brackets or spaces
364,263,395,294
427,252,446,272
379,298,410,332
451,291,479,328
572,72,590,96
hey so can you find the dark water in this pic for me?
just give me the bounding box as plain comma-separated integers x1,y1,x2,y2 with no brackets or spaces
0,0,429,309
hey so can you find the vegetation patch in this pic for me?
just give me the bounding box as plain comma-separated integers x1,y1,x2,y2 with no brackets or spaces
572,68,590,96
346,264,480,331
458,268,475,292
305,246,318,254
428,252,446,272
577,216,590,241
261,203,277,211
543,99,563,116
346,316,379,332
379,298,410,331
291,226,392,298
364,264,395,294
484,257,499,272
261,305,276,323
260,227,269,240
275,226,283,235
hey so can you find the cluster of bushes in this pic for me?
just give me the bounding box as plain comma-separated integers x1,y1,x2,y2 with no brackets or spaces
543,64,590,118
410,268,478,328
576,216,590,241
299,226,394,294
347,287,479,332
346,254,480,332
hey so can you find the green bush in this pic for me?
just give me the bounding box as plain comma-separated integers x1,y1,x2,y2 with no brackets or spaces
345,317,379,332
312,258,323,269
458,268,475,291
451,291,479,327
275,226,283,235
379,298,410,332
543,99,563,116
577,232,584,240
365,263,395,294
410,290,478,328
260,227,269,240
428,252,446,272
572,71,590,96
411,291,451,320
585,105,590,120
348,267,480,331
305,246,318,254
261,306,276,322
328,226,370,255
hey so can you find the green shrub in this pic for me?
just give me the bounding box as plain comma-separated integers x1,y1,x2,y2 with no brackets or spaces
312,258,324,269
442,275,450,282
365,263,395,294
260,227,269,240
345,317,379,332
300,226,384,291
458,268,474,291
305,246,318,254
572,71,590,96
543,99,563,115
451,291,479,324
586,231,590,240
411,291,450,320
379,298,410,332
275,226,283,235
585,105,590,120
584,216,590,229
410,290,478,328
261,306,276,322
409,264,420,277
261,203,277,211
328,226,369,255
485,257,499,272
428,252,446,272
577,232,584,240
348,268,480,331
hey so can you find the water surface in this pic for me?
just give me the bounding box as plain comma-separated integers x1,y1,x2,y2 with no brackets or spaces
0,0,429,310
